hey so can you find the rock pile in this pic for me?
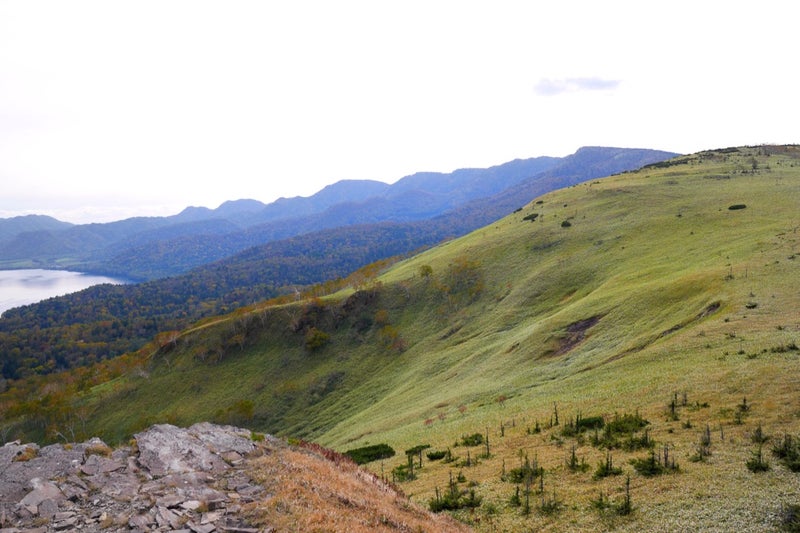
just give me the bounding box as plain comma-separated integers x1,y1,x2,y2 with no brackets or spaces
0,423,276,533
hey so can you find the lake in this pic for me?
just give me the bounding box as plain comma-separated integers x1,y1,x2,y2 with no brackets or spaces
0,269,130,315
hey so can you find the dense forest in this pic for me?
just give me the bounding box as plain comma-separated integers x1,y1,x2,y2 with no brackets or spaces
0,222,445,379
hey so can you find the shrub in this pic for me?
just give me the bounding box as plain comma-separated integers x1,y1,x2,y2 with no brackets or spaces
593,452,622,480
590,411,650,450
561,413,604,438
418,264,433,278
631,447,678,476
392,462,416,482
426,449,448,461
746,444,770,473
566,445,590,473
304,327,330,352
405,444,430,467
577,415,605,431
780,504,800,532
690,424,713,462
772,434,800,472
538,490,562,515
561,220,572,227
591,476,633,516
616,476,634,516
428,473,482,512
460,433,484,446
621,428,654,451
607,411,649,434
344,443,395,465
505,455,543,484
752,422,769,444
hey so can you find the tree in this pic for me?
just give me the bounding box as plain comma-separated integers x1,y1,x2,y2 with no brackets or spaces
304,327,330,352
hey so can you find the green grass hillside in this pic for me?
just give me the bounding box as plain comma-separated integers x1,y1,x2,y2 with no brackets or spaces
4,145,800,531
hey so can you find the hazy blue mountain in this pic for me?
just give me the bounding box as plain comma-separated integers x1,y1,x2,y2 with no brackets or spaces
93,147,677,280
0,147,677,278
0,215,73,244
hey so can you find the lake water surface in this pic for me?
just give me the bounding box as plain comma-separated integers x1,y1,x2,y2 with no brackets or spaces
0,269,129,315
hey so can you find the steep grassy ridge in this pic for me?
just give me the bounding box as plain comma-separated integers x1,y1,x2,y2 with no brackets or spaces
6,146,800,530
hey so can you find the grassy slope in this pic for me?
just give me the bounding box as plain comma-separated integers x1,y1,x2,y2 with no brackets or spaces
82,146,800,531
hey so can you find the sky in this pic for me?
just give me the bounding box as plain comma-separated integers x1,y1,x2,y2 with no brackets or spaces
1,1,797,224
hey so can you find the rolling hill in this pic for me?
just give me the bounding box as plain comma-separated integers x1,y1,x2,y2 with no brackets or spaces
0,147,675,380
3,145,800,531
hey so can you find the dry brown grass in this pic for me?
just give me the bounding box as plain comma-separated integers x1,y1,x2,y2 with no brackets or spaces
11,444,38,462
245,443,471,532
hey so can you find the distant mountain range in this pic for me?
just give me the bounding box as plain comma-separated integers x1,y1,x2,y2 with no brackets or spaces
0,146,678,380
0,147,677,281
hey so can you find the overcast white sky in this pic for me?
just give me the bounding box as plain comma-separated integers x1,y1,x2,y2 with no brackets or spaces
1,1,797,223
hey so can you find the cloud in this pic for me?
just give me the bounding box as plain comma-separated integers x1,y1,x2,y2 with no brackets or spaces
534,77,621,96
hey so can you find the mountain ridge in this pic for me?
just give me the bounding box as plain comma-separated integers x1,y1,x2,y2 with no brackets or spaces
0,147,677,381
0,147,676,279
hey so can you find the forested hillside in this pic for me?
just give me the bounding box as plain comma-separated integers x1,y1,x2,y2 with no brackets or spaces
0,147,675,379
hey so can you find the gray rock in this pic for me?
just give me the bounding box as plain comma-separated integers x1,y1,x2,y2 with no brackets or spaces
0,424,269,533
188,423,255,456
36,498,57,519
156,506,184,529
18,479,63,515
134,424,230,476
52,515,79,530
187,521,216,533
128,512,153,529
80,453,124,476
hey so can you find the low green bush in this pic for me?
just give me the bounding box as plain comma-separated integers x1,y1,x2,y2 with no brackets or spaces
343,443,395,464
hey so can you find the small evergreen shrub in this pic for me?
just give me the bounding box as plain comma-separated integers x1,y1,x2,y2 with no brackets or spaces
344,443,395,465
772,434,800,472
621,428,654,452
593,452,622,480
780,504,800,532
392,462,416,482
606,411,649,434
690,424,712,462
577,415,605,431
565,445,590,473
505,454,543,484
428,473,482,512
426,449,448,461
538,490,562,516
746,444,770,473
631,447,678,476
752,422,769,444
460,433,484,446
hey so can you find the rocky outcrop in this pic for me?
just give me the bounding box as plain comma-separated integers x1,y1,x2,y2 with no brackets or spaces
0,423,275,532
